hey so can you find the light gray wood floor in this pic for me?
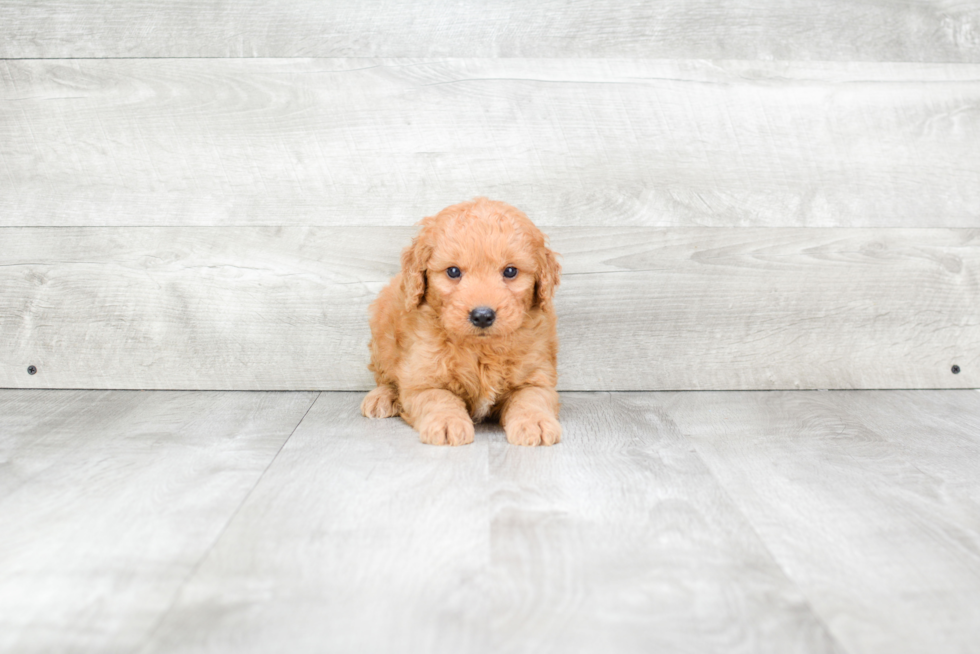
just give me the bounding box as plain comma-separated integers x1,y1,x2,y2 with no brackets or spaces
2,389,979,653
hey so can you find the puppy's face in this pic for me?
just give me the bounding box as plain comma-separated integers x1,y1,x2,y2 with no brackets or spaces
427,221,537,338
401,199,560,339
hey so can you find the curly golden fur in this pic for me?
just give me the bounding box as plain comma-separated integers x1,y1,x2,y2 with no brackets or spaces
361,198,562,446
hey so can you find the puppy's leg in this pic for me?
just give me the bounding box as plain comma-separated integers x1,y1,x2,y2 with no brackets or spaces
361,384,400,418
401,389,475,446
500,386,561,446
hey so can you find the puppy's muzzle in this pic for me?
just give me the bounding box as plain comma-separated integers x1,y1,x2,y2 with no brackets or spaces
469,306,496,329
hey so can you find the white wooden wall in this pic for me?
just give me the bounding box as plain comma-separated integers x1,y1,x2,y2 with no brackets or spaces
1,1,977,391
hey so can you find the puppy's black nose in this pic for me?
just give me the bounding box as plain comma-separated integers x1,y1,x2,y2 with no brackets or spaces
469,306,496,329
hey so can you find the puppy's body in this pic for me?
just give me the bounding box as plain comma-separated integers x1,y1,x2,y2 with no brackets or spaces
362,198,561,446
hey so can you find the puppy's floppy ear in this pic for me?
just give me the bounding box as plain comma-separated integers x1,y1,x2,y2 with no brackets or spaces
534,244,562,311
400,221,434,310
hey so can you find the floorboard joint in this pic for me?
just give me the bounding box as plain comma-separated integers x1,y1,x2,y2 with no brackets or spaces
133,391,322,654
649,395,852,654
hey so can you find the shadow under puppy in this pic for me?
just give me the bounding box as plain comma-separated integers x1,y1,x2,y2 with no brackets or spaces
361,198,562,446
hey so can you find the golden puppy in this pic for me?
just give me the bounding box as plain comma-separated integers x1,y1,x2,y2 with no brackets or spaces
361,198,562,446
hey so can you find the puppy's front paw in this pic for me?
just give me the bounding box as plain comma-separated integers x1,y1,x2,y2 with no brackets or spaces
418,413,475,446
361,386,400,418
505,413,562,447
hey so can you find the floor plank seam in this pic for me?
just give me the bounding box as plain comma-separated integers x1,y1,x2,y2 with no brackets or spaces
132,391,322,653
656,407,852,653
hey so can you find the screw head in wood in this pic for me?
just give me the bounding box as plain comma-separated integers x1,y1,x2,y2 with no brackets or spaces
27,365,37,375
952,365,961,374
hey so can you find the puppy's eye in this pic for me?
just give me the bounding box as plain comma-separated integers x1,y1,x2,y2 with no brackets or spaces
503,266,518,279
446,266,462,279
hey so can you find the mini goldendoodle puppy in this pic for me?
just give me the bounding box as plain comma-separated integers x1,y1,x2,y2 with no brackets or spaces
361,198,562,446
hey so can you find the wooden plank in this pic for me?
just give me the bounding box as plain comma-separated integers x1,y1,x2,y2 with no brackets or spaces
4,389,979,652
663,390,980,654
142,393,493,653
143,392,842,653
2,0,979,61
1,226,976,391
828,390,980,505
0,389,318,654
3,59,980,228
0,226,391,391
554,227,979,391
484,392,842,653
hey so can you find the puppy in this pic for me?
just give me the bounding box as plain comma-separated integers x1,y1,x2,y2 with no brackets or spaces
361,198,562,446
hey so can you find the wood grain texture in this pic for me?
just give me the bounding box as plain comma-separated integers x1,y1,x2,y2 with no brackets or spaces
485,392,841,653
2,0,979,61
664,390,980,654
0,389,317,654
828,390,980,506
3,389,980,652
1,226,976,391
143,392,841,654
3,59,980,228
142,392,493,654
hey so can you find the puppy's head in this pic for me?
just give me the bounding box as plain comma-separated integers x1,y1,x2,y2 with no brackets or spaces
400,198,561,338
